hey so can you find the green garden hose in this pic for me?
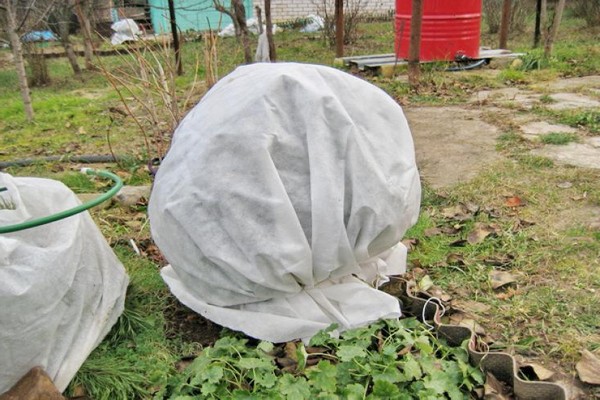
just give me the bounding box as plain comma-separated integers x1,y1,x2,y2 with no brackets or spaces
0,169,123,234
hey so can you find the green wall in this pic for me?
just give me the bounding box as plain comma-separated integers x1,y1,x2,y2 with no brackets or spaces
149,0,253,33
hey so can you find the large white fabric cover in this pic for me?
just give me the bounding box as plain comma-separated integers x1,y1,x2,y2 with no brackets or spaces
149,63,421,343
0,174,128,393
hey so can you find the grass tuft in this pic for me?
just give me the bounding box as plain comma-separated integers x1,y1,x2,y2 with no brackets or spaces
539,132,579,145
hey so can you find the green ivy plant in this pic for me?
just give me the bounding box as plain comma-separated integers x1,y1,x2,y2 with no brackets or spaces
159,318,484,399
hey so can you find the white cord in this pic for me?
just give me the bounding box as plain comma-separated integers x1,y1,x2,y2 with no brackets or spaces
422,296,446,331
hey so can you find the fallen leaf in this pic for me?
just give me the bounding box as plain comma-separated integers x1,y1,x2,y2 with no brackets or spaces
397,345,412,356
556,181,573,189
467,222,498,244
402,238,419,250
411,268,427,279
175,356,195,372
452,300,491,314
429,285,452,302
449,312,486,335
576,350,600,385
449,239,468,247
441,225,463,235
490,270,517,290
418,275,434,292
446,253,465,265
484,372,513,399
424,227,443,237
441,204,475,221
284,342,298,361
276,357,296,369
78,126,87,135
571,192,587,201
464,202,480,214
505,196,525,208
305,346,328,354
483,254,514,267
409,259,423,270
511,218,535,232
519,363,555,381
495,287,517,300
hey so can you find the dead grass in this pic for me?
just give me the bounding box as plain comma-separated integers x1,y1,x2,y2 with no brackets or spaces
406,158,600,373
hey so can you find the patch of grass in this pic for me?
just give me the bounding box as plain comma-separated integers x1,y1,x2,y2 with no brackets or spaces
496,131,527,153
559,110,600,133
539,132,579,145
66,355,149,400
532,108,600,134
407,161,600,374
66,245,177,399
497,69,530,85
539,94,555,104
516,154,554,168
56,172,97,193
517,51,550,72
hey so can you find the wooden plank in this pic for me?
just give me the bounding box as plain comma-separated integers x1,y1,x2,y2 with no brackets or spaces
342,48,524,71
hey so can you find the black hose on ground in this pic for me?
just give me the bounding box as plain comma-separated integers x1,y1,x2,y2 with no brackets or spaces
0,154,122,170
445,58,490,72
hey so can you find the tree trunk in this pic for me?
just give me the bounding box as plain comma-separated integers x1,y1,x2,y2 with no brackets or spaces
232,0,252,64
74,0,95,70
167,0,183,75
408,0,424,89
534,0,542,47
6,7,34,121
265,0,276,61
544,0,566,58
58,17,81,75
498,0,511,49
334,0,344,57
540,0,548,43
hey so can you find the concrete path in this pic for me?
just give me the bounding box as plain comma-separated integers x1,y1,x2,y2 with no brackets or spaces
405,74,600,188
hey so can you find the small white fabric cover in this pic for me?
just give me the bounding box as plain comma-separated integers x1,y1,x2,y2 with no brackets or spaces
0,174,128,393
255,31,270,62
149,63,421,343
110,18,140,45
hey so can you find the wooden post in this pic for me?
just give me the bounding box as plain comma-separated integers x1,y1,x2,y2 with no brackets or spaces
408,0,423,88
499,0,511,49
335,0,344,57
168,0,183,75
265,0,276,61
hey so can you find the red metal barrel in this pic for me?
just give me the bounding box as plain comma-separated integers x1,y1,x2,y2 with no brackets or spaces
395,0,481,61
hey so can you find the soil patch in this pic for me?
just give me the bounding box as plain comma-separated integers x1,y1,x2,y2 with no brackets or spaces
532,76,600,91
404,106,502,188
164,297,223,347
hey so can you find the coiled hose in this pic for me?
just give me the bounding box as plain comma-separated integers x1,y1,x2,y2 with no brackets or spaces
0,168,122,234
